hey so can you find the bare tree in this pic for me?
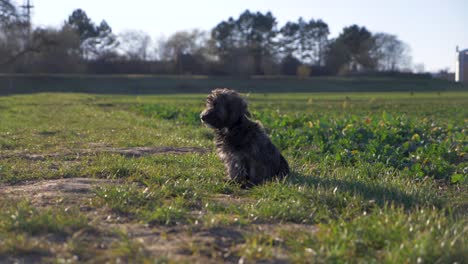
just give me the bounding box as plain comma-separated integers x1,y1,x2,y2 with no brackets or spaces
0,0,18,24
118,30,152,61
0,0,31,70
153,34,168,61
163,29,207,59
162,29,209,73
372,33,411,71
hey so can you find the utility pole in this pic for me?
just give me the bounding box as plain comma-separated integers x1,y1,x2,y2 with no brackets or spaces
21,0,34,40
20,0,34,70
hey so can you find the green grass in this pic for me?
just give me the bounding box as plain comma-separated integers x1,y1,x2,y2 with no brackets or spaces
0,91,467,262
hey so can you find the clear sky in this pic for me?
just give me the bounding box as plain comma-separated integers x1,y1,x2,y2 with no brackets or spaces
24,0,468,72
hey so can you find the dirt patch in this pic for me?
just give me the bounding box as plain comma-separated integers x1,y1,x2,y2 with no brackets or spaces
0,178,318,263
0,178,243,262
0,146,210,160
0,178,121,263
0,178,115,207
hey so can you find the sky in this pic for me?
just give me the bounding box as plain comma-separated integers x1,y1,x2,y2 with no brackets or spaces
22,0,468,72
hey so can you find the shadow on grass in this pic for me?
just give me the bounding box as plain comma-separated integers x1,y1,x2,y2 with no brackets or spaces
286,172,444,209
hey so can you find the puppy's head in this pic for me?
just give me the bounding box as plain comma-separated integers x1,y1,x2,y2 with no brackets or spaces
200,88,250,129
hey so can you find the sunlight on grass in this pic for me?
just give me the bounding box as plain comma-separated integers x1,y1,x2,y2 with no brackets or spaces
0,92,466,262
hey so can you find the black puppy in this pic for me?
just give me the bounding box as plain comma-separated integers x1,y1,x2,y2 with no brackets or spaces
200,88,289,186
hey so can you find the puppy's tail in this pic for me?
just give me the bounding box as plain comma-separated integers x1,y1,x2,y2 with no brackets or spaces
278,154,290,178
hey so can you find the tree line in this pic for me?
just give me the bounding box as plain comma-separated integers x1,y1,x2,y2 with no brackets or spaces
1,1,413,76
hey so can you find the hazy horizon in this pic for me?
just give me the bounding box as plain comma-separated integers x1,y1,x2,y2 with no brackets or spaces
22,0,468,72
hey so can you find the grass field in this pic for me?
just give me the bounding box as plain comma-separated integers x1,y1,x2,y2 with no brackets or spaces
0,91,467,263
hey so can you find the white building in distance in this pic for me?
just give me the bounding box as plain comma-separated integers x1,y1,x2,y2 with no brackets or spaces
455,47,468,83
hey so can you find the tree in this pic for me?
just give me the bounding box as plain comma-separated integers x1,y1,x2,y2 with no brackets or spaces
279,17,329,65
118,30,152,61
0,0,30,71
312,19,329,66
211,17,236,60
236,10,278,74
85,20,118,59
211,10,278,75
30,25,84,73
279,20,300,57
339,25,375,70
371,33,411,71
280,18,316,63
325,25,375,74
0,0,18,24
66,9,118,60
325,39,351,75
161,29,210,74
163,29,207,59
66,9,96,42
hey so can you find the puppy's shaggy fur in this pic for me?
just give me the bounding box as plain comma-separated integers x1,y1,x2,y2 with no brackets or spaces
201,88,289,186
